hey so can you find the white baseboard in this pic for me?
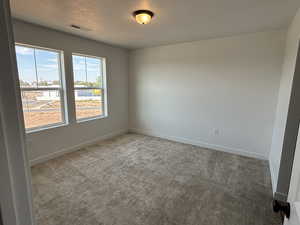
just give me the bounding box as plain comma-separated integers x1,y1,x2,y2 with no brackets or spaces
130,128,267,160
30,129,128,166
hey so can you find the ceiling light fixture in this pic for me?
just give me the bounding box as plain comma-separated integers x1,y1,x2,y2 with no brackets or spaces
133,10,154,25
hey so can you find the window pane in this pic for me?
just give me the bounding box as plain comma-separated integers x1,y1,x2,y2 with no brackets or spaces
86,57,102,87
15,44,66,131
35,49,60,87
15,46,37,87
72,55,87,86
21,90,63,129
75,89,103,119
72,55,102,88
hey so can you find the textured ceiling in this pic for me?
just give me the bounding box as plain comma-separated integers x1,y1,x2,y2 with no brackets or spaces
10,0,300,49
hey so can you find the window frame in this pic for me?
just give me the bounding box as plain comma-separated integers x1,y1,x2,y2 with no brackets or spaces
72,53,108,122
15,43,68,133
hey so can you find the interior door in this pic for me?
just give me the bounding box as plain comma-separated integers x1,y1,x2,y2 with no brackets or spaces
284,127,300,225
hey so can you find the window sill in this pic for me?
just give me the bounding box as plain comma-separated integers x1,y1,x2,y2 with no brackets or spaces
77,115,108,124
26,122,68,134
25,115,108,134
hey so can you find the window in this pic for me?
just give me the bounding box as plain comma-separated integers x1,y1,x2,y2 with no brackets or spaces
72,54,106,121
15,44,66,131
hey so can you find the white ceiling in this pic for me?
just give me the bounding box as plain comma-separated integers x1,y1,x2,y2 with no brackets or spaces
10,0,300,49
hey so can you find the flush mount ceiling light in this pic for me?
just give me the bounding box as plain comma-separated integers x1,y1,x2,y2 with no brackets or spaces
133,10,154,25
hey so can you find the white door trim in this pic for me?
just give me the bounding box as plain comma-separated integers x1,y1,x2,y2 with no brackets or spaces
0,0,34,224
284,127,300,225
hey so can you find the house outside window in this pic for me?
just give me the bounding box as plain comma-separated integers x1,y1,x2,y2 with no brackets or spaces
15,44,66,132
72,54,107,121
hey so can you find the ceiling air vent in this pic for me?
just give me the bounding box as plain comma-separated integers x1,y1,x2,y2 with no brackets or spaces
70,24,81,29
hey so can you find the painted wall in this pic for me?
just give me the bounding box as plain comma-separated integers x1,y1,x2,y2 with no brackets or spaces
270,8,300,199
129,30,286,160
13,20,129,163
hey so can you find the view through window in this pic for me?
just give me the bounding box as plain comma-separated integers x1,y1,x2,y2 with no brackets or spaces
72,54,105,120
15,44,65,130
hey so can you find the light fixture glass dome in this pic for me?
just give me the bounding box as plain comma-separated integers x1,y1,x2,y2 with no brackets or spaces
133,10,154,25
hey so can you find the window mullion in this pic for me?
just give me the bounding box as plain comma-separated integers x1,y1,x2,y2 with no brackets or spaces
21,87,61,91
73,87,100,90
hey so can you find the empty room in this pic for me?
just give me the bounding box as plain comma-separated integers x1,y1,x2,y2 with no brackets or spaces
3,0,300,225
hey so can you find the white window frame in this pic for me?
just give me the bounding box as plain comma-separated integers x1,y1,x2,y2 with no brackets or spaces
15,43,67,133
72,53,108,122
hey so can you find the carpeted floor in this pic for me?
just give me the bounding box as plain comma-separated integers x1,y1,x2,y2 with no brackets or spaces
31,133,281,225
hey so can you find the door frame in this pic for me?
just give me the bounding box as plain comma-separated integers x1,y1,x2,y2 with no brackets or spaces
283,127,300,225
0,0,35,224
276,41,300,201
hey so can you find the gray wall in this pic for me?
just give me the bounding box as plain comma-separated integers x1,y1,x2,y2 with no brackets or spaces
13,20,129,163
129,30,286,160
270,8,300,200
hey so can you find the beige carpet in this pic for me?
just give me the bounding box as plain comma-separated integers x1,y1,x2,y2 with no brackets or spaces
31,133,280,225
